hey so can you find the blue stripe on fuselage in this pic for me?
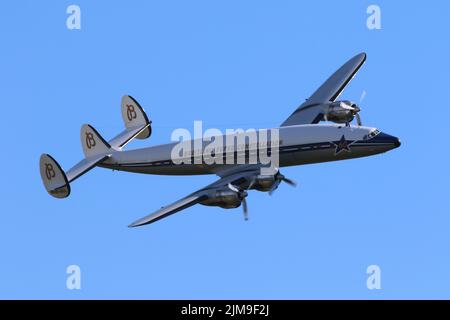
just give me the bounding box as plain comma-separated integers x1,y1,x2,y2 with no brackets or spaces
101,135,397,169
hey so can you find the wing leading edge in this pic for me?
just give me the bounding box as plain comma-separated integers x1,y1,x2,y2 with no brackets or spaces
281,52,366,127
128,167,262,227
128,194,207,227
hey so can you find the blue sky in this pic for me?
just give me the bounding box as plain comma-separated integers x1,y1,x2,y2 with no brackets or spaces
0,1,449,299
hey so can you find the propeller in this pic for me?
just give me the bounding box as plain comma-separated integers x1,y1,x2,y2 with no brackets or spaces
355,90,366,126
269,172,297,195
247,178,256,190
279,174,297,187
242,197,248,221
359,90,366,103
228,183,249,221
355,113,362,126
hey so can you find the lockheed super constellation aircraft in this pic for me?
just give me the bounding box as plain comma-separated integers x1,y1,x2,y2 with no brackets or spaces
39,53,400,227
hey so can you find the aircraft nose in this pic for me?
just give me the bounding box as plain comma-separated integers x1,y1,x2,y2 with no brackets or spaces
377,132,401,148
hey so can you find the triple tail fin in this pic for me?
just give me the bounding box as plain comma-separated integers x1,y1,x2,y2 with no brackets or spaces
40,95,151,198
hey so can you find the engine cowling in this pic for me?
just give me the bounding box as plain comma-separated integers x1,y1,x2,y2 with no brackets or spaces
200,189,245,209
248,175,278,192
323,100,360,124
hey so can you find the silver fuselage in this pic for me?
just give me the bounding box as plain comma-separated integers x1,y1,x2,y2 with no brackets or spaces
99,124,400,175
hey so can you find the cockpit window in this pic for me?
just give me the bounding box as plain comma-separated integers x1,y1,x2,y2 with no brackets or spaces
365,129,380,140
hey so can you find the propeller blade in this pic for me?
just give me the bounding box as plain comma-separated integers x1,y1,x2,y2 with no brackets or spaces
268,180,281,196
359,90,366,103
242,198,248,221
355,113,362,126
248,177,256,189
282,177,297,187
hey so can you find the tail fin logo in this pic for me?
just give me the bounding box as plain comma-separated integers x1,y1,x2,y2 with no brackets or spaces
85,132,96,149
45,163,56,180
126,104,137,122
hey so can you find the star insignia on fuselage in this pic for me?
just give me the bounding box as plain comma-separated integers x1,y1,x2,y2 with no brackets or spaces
332,135,352,155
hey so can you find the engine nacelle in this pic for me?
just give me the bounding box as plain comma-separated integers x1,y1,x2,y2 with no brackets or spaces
200,189,243,209
248,175,278,192
323,100,360,124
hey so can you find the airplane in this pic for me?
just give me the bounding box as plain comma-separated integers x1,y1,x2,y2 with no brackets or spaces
39,52,401,227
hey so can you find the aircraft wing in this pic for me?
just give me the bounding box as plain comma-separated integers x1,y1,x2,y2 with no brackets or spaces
128,168,261,227
128,194,208,227
281,52,366,127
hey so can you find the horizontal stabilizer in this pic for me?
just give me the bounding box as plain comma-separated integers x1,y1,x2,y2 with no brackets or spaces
40,153,111,198
65,154,111,183
109,123,150,149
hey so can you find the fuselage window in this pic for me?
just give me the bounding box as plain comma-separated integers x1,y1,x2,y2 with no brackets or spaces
365,129,380,140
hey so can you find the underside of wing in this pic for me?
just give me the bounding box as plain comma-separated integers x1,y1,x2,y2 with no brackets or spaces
128,169,261,227
281,52,366,127
128,194,207,227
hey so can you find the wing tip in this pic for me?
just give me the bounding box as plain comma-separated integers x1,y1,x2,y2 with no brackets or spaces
356,52,367,62
128,221,143,228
